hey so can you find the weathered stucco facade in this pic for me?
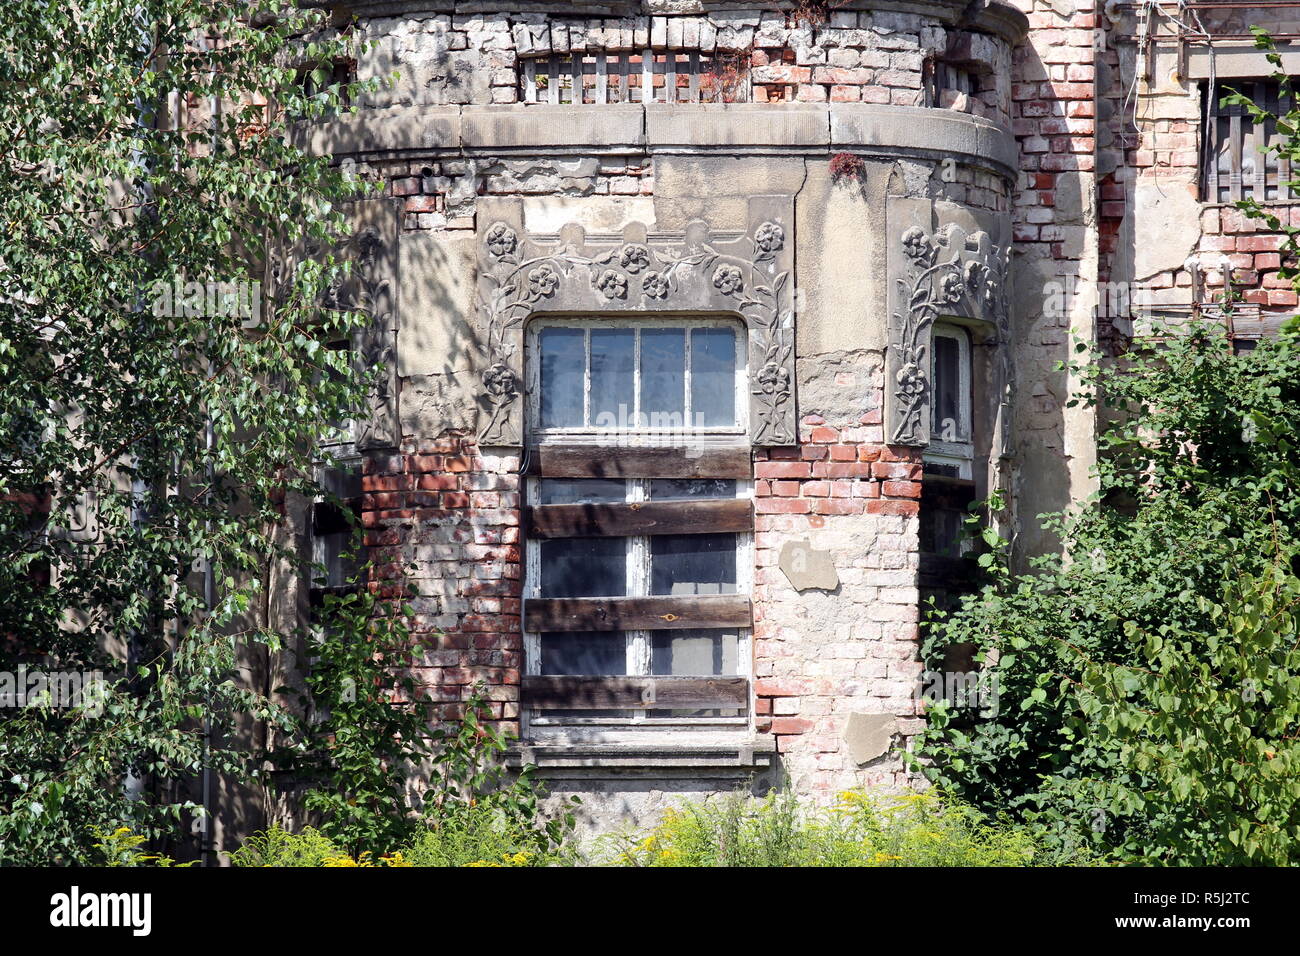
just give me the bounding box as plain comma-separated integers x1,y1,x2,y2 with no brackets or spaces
219,1,1300,841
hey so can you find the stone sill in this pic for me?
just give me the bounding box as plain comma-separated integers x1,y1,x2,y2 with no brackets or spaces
294,102,1018,178
505,737,777,771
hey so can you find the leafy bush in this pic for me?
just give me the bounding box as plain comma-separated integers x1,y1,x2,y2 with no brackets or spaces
601,790,1080,868
913,321,1300,864
247,667,578,866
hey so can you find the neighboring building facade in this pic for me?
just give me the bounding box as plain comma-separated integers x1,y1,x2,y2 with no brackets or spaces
226,1,1300,841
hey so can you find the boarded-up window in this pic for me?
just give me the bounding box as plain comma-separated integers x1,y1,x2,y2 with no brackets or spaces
1204,79,1296,203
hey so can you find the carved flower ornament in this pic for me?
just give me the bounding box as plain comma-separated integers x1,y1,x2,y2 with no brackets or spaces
938,272,965,306
756,361,790,396
527,264,559,298
485,222,518,258
712,264,744,296
483,361,518,399
596,269,629,300
642,271,670,299
620,243,650,274
896,360,925,399
901,226,932,261
755,221,785,253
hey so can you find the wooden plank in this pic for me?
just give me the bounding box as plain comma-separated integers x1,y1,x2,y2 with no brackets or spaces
666,51,677,103
688,50,700,102
525,594,753,632
547,56,559,105
1280,87,1293,200
570,54,583,105
523,58,536,103
1205,81,1220,201
642,48,653,103
618,54,629,103
527,498,752,538
1229,92,1243,202
523,675,749,710
1252,81,1267,200
595,52,608,104
529,445,753,479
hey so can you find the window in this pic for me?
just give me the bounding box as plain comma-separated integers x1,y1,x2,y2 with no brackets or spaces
922,324,974,561
308,464,363,615
527,317,746,441
926,324,973,479
522,317,753,740
1204,78,1296,202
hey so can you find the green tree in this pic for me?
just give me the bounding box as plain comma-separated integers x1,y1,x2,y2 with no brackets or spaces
0,1,377,863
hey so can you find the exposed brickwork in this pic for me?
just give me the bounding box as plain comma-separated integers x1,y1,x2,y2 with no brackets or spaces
750,396,924,797
361,434,523,733
356,10,1012,124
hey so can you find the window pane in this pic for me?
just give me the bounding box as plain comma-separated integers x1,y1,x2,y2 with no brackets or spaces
540,632,625,675
540,538,626,597
649,479,736,500
537,478,627,505
640,328,685,428
932,333,965,441
589,328,635,432
650,534,737,595
690,327,737,427
539,327,585,428
651,628,741,718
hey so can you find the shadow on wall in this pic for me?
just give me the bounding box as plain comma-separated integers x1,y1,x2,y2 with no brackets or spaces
397,229,489,437
1008,33,1099,565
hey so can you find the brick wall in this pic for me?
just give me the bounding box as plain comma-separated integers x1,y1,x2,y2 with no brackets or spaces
750,398,924,798
361,435,523,734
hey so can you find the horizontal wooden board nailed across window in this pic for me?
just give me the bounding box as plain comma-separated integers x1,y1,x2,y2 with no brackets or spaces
524,594,753,632
527,445,753,479
526,498,752,538
522,675,749,710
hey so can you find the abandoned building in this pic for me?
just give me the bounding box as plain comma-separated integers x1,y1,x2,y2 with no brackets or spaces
220,0,1300,844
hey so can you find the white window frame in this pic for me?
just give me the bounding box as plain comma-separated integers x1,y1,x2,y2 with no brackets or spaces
523,314,753,745
525,315,749,446
926,322,974,479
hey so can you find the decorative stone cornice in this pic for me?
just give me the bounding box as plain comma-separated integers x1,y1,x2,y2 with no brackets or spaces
474,195,796,447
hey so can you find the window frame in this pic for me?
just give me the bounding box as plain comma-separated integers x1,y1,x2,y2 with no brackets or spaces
522,477,754,738
926,322,974,480
524,314,749,446
521,313,755,745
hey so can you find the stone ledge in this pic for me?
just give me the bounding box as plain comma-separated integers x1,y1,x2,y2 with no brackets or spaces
291,106,462,157
645,103,829,150
460,104,645,150
296,103,1017,178
505,737,777,771
830,104,1018,178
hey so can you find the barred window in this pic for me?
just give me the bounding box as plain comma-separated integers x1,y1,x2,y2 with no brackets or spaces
1204,78,1296,203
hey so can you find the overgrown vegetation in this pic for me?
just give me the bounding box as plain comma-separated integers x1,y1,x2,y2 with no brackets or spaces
0,1,377,863
601,790,1084,867
913,319,1300,864
234,789,1080,868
